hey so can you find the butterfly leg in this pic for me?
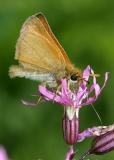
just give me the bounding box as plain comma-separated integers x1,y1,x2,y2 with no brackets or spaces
52,84,62,103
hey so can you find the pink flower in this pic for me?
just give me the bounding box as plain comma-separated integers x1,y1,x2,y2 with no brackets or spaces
0,146,8,160
38,66,108,145
39,66,108,111
22,65,109,160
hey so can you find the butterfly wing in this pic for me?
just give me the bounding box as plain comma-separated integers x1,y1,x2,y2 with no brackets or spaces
16,13,73,71
9,13,74,83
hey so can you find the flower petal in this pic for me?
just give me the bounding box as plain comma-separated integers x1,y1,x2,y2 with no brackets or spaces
66,146,75,160
101,72,109,91
0,146,8,160
83,65,91,80
61,79,68,96
39,85,61,102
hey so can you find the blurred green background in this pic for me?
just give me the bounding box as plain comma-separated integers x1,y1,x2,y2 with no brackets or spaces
0,0,114,159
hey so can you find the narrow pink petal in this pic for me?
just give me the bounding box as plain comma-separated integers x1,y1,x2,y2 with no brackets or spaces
0,146,8,160
39,85,62,103
83,65,91,79
94,84,101,97
105,72,109,81
82,65,91,87
88,72,109,99
61,79,68,97
79,97,96,107
61,79,75,106
39,85,73,106
66,146,75,160
101,72,109,91
77,90,88,105
87,83,101,98
77,128,96,142
93,72,109,98
86,97,96,104
39,85,55,99
77,84,87,99
77,65,91,99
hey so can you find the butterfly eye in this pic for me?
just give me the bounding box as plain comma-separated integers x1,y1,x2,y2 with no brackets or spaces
70,74,78,82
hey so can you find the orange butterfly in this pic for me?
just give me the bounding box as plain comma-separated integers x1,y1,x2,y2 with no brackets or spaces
9,13,82,88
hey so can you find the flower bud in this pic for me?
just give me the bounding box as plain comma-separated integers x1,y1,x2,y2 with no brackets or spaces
79,130,114,160
62,108,79,145
89,130,114,155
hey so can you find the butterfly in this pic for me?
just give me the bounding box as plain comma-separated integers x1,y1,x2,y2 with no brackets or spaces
9,13,82,89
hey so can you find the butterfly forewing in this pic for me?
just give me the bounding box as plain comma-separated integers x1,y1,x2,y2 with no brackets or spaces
37,13,72,65
15,13,72,73
9,13,81,86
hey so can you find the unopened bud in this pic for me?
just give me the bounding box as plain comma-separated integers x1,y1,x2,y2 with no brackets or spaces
90,130,114,155
79,130,114,160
